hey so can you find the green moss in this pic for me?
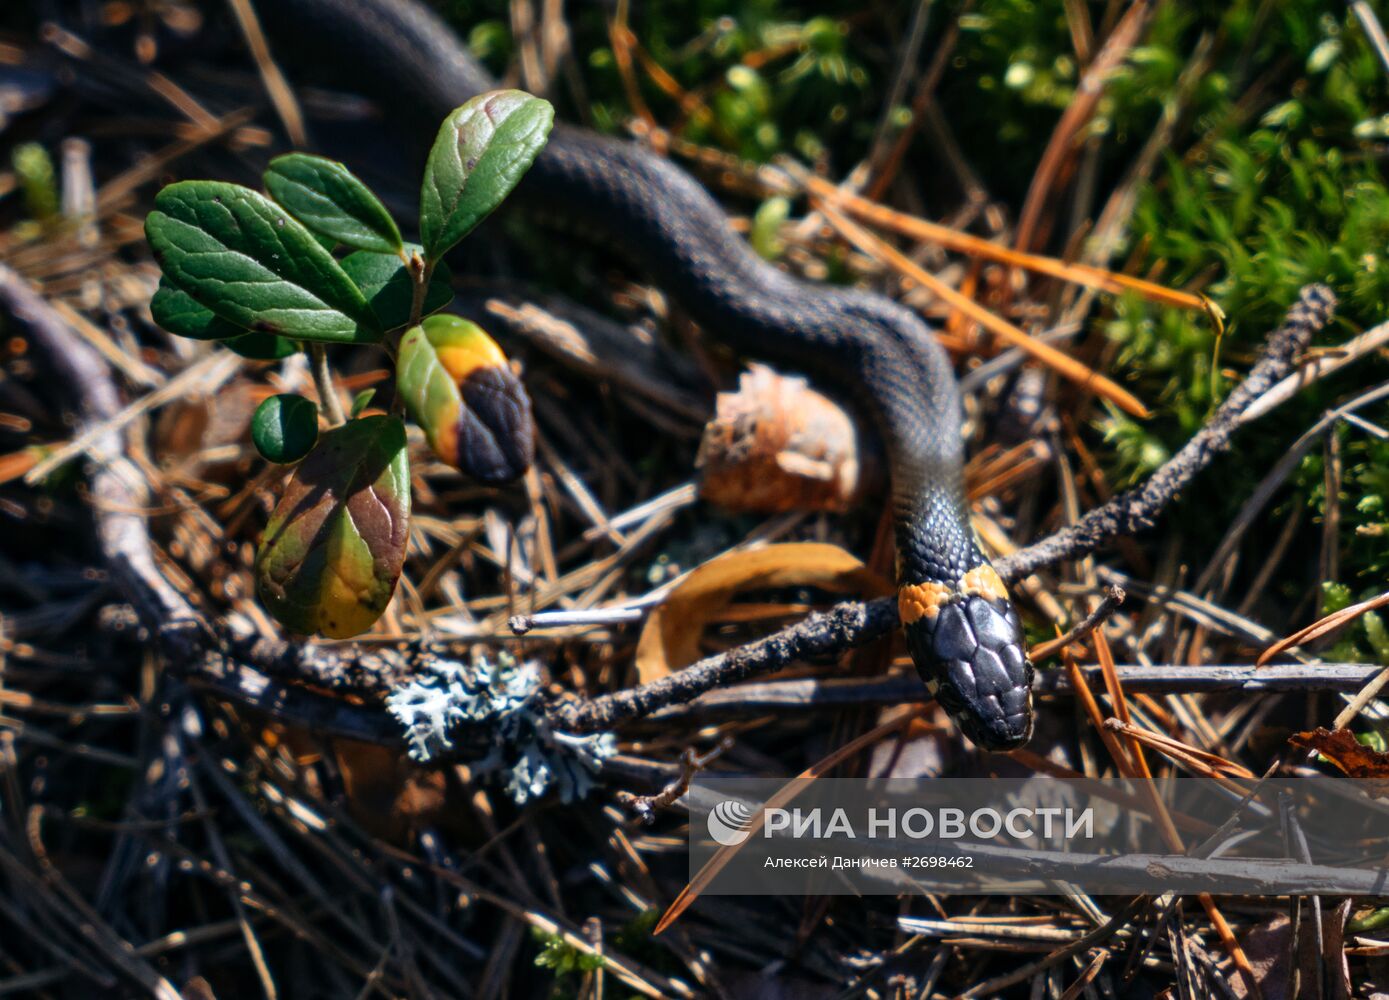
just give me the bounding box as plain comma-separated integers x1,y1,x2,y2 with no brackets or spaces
1105,3,1389,585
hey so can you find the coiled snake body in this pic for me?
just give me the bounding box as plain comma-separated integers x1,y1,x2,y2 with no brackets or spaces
263,0,1035,750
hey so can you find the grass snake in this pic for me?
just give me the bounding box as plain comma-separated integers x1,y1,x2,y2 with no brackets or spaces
262,0,1035,751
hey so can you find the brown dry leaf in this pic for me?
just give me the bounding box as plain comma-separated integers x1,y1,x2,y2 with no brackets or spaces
1289,727,1389,798
636,542,893,680
335,740,448,842
697,364,869,514
153,379,263,475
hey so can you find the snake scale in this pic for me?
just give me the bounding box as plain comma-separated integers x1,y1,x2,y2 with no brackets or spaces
261,0,1035,750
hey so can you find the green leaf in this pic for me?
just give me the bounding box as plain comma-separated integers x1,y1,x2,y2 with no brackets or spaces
339,247,453,331
1349,907,1389,934
150,279,245,341
225,331,298,360
145,180,380,344
255,415,410,638
751,196,790,260
419,90,553,262
251,394,319,464
350,389,376,418
396,313,533,484
264,153,404,255
150,280,297,357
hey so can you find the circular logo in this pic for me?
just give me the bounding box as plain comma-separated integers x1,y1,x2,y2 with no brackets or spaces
707,799,754,846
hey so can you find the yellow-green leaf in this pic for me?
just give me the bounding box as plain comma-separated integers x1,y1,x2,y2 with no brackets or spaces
395,313,533,484
255,415,410,638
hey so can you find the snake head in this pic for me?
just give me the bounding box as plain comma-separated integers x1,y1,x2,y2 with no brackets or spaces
899,568,1034,752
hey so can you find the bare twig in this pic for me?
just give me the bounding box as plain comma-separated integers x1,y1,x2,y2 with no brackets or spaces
554,597,899,732
997,284,1336,581
1029,586,1125,661
613,737,732,823
509,606,646,635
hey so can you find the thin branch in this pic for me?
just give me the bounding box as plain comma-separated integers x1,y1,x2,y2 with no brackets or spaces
1,265,206,656
553,597,899,732
640,663,1389,722
509,606,646,635
613,737,732,823
995,284,1336,581
1029,586,1125,661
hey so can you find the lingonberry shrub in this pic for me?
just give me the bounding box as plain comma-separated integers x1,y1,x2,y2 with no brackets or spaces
144,90,553,637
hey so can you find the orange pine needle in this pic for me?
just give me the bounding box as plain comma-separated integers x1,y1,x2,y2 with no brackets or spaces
804,173,1218,323
1103,719,1255,782
654,709,919,935
0,448,40,486
1258,590,1389,666
1092,633,1262,999
607,3,657,134
815,200,1151,419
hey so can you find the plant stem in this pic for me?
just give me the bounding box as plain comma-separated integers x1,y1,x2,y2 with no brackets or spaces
309,343,346,425
408,252,433,328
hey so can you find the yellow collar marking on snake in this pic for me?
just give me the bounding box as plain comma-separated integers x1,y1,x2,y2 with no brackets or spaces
898,566,1010,624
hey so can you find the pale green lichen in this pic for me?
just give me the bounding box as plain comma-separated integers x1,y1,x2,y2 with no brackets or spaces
386,651,615,804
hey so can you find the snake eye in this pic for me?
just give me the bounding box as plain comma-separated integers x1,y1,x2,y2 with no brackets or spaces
904,595,1034,751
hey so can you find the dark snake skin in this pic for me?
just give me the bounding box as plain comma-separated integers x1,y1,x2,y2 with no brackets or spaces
262,0,1034,750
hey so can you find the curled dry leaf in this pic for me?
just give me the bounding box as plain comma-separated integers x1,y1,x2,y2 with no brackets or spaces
697,364,870,514
636,541,893,680
1289,727,1389,798
255,415,410,639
